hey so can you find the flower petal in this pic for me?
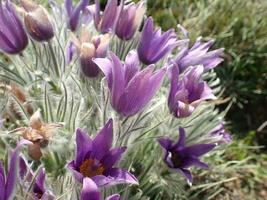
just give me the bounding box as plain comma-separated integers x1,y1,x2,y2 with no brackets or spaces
67,161,84,183
81,177,101,200
106,194,120,200
5,139,32,200
182,143,215,157
0,161,5,200
101,147,127,170
92,119,113,160
75,128,92,166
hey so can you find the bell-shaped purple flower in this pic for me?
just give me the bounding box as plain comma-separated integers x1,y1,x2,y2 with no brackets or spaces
209,122,232,144
93,0,121,33
168,63,216,118
71,26,110,77
68,119,138,187
115,0,146,40
137,17,179,65
81,177,120,200
0,140,31,200
0,0,28,54
20,0,54,42
94,51,166,117
158,127,216,183
175,25,224,72
65,0,88,31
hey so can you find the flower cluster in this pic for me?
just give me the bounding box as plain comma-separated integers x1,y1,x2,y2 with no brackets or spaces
0,0,231,199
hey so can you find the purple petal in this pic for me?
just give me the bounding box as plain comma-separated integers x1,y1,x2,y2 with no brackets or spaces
0,161,5,200
67,161,84,183
81,177,101,200
106,194,120,200
177,168,193,184
5,139,32,200
19,156,27,180
65,0,73,16
75,128,92,166
168,62,179,113
118,66,165,116
69,0,88,31
93,57,113,90
124,50,140,83
100,0,119,33
33,168,46,195
92,119,113,160
172,127,186,150
93,168,138,187
182,143,215,158
101,147,127,170
137,17,154,64
110,53,125,109
176,101,195,118
158,138,173,150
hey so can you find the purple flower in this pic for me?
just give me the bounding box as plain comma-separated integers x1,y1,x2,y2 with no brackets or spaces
115,0,146,40
68,119,138,187
175,25,224,72
0,0,28,54
81,177,120,200
19,157,55,200
209,122,232,144
20,0,54,42
93,0,121,33
65,0,88,31
0,140,31,200
158,127,215,183
168,63,216,118
94,51,166,117
71,26,110,77
137,17,179,65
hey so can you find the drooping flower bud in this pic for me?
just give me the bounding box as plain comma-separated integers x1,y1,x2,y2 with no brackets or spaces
71,25,110,77
0,0,28,54
20,0,54,42
115,0,146,40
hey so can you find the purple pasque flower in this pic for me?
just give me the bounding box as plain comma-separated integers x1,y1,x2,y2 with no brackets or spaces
158,127,216,183
20,0,54,42
0,139,31,200
19,157,55,200
81,177,120,200
209,122,232,144
65,0,88,31
68,119,138,187
175,25,224,72
93,0,121,33
115,0,146,40
0,0,28,54
168,63,216,118
137,17,179,65
71,25,110,77
94,51,166,117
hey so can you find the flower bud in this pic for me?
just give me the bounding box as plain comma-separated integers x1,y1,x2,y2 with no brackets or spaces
21,0,54,42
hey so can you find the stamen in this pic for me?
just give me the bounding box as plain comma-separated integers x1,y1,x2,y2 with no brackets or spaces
79,159,105,177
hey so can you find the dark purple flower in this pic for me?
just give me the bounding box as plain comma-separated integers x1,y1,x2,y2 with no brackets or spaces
115,0,146,40
20,0,54,42
0,140,31,200
94,51,166,117
175,25,224,72
0,0,28,54
158,127,215,183
81,177,120,200
137,17,179,65
65,0,88,31
93,0,121,33
68,119,138,187
71,26,110,77
168,63,216,118
209,122,232,144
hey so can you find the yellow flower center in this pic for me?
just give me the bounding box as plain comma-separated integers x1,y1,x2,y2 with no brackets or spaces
79,159,105,178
